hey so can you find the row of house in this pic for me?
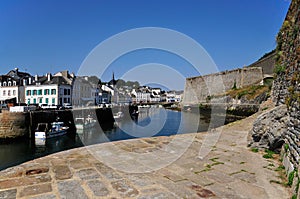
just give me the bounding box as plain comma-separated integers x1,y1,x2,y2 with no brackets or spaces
131,86,182,103
0,68,183,108
0,68,104,107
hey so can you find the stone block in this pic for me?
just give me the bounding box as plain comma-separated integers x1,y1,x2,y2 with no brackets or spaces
58,180,88,199
53,165,72,180
0,189,17,199
19,183,52,197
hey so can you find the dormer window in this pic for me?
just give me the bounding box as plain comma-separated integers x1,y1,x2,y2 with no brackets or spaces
0,82,2,87
3,82,7,87
13,81,16,86
8,82,11,86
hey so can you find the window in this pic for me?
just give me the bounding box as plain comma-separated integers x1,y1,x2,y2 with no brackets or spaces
51,89,56,95
8,82,11,86
3,90,6,96
26,90,31,96
46,98,49,104
27,99,30,104
44,89,50,95
13,90,16,96
3,82,7,87
39,98,42,103
13,81,16,86
0,82,2,86
33,98,36,104
52,98,55,104
38,89,42,95
33,90,37,95
7,90,10,96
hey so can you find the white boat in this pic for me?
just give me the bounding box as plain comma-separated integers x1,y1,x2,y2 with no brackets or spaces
138,105,151,108
113,111,124,121
35,122,69,145
75,115,97,130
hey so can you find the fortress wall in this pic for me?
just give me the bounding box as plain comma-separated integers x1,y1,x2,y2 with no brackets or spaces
248,52,276,76
183,67,263,104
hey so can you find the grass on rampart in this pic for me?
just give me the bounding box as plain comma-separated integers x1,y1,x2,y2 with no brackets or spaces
208,84,270,101
226,85,270,100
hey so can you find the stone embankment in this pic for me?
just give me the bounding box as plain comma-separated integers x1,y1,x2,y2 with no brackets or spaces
249,0,300,198
0,111,29,139
249,105,288,151
0,110,291,198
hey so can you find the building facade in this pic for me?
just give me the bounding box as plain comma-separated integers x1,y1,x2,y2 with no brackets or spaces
25,72,73,106
0,68,32,105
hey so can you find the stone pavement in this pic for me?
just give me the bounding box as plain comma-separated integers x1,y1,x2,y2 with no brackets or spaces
0,112,291,198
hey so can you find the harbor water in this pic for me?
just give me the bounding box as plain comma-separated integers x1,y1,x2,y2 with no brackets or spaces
0,107,226,171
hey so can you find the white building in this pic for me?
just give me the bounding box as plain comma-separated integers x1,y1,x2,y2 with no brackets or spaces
25,72,73,106
100,84,113,104
131,87,151,103
0,68,32,105
166,90,183,102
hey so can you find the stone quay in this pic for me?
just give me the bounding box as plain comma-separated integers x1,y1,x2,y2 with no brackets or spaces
0,108,291,198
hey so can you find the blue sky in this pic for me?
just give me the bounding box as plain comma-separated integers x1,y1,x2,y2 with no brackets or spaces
0,0,290,90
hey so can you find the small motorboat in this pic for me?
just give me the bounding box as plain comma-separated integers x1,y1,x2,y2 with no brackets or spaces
113,111,124,121
35,122,69,145
75,115,97,130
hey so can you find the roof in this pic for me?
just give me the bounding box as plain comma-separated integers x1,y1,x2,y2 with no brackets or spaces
7,69,32,80
42,76,71,86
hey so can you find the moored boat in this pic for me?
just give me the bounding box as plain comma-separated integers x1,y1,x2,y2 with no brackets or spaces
113,111,124,121
35,121,69,145
75,115,97,130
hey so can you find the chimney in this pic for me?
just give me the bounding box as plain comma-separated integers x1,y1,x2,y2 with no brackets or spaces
15,68,19,73
23,79,26,86
47,73,51,81
28,77,32,85
35,75,38,81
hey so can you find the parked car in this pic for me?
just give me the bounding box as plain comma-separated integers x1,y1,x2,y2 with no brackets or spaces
40,104,57,110
63,103,72,109
0,103,7,110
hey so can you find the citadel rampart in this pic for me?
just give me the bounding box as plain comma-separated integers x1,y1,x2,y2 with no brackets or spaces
248,51,276,76
183,67,264,104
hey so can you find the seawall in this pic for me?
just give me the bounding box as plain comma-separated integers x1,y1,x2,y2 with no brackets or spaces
249,0,300,198
0,111,29,139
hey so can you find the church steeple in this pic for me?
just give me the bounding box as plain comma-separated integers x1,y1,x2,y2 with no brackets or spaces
109,71,117,87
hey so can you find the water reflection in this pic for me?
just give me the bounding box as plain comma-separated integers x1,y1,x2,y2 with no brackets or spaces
0,107,224,171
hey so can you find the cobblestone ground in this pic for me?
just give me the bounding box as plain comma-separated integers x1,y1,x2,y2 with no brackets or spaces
0,112,291,198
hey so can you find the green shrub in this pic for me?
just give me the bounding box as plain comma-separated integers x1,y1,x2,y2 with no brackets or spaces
232,81,237,90
263,149,275,159
284,143,289,151
275,165,285,171
237,90,248,99
251,148,259,153
287,170,295,187
274,64,286,74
